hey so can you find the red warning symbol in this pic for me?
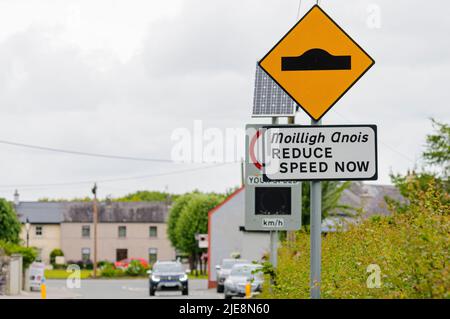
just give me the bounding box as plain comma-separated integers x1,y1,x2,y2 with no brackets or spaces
249,129,263,171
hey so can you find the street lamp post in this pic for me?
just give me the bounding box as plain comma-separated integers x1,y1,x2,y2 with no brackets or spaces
25,218,31,248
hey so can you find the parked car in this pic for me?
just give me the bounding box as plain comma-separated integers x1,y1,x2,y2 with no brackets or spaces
114,258,149,270
223,263,263,299
215,258,248,293
148,261,188,296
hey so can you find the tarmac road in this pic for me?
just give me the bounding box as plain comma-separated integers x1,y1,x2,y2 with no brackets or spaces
45,278,222,299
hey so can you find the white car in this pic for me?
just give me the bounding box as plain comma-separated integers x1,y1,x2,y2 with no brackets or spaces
215,259,248,293
223,263,264,299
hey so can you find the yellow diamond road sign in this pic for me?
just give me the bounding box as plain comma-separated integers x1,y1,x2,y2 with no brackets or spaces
259,5,375,121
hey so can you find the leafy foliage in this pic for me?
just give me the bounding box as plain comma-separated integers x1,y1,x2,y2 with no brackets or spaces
125,259,148,276
167,193,197,249
0,198,21,244
101,264,125,278
260,182,449,298
49,248,64,266
114,190,178,203
38,197,92,202
0,240,38,269
423,119,450,177
390,119,449,210
174,193,225,255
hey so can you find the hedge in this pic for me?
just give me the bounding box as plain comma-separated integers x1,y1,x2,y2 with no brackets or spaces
261,182,449,299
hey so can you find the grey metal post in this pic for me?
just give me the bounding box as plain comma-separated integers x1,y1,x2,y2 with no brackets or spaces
310,119,322,299
270,117,279,268
270,231,278,268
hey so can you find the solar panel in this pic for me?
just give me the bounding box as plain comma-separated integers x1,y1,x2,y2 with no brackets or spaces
252,63,297,117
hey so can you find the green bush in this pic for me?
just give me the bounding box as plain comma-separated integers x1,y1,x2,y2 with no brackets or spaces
101,264,125,278
125,259,147,276
49,248,64,266
261,182,449,299
0,240,37,269
98,260,114,269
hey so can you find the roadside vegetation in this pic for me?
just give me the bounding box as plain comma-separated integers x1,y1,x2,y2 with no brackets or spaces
167,191,227,274
261,119,449,299
44,269,92,279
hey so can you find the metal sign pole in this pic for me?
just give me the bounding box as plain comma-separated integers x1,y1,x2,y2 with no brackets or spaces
270,231,278,268
310,119,322,299
270,116,279,269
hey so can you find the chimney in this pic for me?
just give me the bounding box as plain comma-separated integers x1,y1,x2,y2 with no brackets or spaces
14,189,20,206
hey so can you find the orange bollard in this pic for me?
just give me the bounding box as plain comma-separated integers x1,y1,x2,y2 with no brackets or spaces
245,282,251,298
41,277,47,299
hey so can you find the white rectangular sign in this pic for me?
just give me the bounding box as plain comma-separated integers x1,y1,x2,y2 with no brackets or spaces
262,125,378,181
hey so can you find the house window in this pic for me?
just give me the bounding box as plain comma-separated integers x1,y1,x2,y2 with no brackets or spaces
149,226,158,238
82,225,90,238
81,248,90,261
36,248,43,262
116,249,128,262
148,248,158,264
118,226,127,238
35,226,43,236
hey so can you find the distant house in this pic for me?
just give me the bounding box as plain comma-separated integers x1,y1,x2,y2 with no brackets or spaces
322,182,404,232
61,201,174,264
16,201,64,265
14,191,175,265
207,182,402,287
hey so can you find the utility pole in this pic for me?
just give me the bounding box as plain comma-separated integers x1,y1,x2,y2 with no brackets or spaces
310,119,322,299
92,183,98,279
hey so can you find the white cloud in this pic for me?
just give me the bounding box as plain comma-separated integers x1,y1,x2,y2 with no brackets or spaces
0,0,448,200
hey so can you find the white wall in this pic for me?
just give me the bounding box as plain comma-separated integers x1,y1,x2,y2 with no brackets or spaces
208,189,270,284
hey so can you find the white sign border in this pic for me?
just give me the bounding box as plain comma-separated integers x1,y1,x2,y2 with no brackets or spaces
262,124,378,182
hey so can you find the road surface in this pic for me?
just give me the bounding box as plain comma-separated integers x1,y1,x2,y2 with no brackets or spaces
45,278,222,299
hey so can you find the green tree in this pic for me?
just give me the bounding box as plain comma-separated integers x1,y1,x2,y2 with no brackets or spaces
115,190,178,202
0,198,21,244
390,119,449,208
423,119,450,177
38,197,91,202
167,193,196,249
174,193,225,271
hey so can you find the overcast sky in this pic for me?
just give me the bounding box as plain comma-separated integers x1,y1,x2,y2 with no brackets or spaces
0,0,448,201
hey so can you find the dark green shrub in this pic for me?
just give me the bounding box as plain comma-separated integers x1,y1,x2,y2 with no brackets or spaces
49,248,64,266
97,260,114,269
84,259,93,270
